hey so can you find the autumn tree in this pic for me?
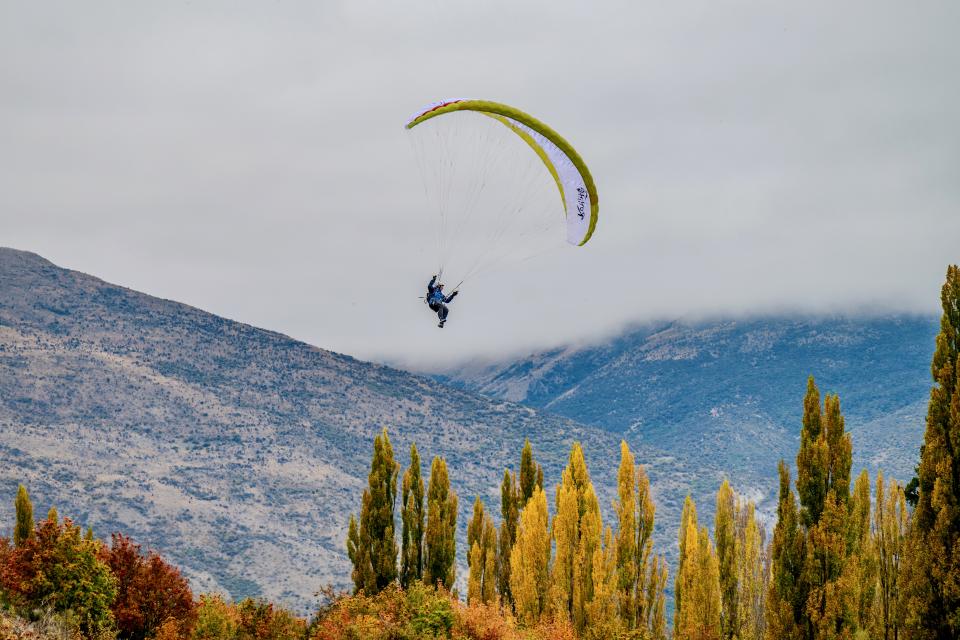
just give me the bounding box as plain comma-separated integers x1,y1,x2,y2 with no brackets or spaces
102,533,196,640
13,484,33,548
235,598,306,640
873,471,907,640
675,496,721,640
902,264,960,640
737,499,767,640
548,442,603,633
424,456,457,589
467,497,498,605
510,487,551,625
585,526,620,640
715,479,738,640
0,514,117,636
346,428,399,594
400,443,425,588
193,594,239,640
614,440,663,635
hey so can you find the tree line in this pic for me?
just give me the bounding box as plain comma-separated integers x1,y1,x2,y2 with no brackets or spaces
344,265,960,640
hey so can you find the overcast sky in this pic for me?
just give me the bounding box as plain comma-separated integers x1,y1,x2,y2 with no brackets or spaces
2,1,958,368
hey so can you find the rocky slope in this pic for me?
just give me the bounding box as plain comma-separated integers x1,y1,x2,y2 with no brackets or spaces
0,247,624,612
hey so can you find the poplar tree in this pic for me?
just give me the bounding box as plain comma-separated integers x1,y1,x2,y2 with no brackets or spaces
498,469,519,606
902,264,960,640
14,484,33,547
614,440,659,633
510,487,550,625
549,442,602,633
845,470,877,635
467,498,498,605
519,438,543,505
675,494,698,631
873,472,907,640
647,555,668,640
400,443,425,588
766,462,805,640
715,479,738,640
676,497,721,640
424,456,457,589
737,500,767,640
346,428,399,594
585,526,620,640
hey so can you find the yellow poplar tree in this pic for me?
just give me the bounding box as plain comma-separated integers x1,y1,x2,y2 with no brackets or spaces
873,472,907,640
510,487,551,626
676,499,721,640
548,443,601,634
585,526,620,640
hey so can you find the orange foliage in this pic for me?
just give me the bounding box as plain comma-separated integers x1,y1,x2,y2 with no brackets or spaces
101,533,196,640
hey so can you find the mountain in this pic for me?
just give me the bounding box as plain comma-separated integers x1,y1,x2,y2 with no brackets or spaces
436,314,938,532
0,247,623,613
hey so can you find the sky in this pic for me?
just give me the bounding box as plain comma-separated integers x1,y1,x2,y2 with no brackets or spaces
2,1,958,368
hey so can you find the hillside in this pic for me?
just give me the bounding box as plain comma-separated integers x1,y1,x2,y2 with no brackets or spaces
0,248,625,613
436,315,937,533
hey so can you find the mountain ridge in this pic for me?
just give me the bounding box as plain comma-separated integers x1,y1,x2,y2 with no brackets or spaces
0,247,625,612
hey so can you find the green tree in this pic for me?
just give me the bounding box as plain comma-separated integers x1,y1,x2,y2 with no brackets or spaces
424,456,457,589
14,484,33,547
519,438,543,505
766,461,805,640
400,443,425,588
498,469,519,607
346,428,399,594
902,264,960,640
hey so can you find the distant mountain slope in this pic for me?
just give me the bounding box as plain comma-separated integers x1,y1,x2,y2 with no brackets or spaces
0,248,624,612
437,315,937,534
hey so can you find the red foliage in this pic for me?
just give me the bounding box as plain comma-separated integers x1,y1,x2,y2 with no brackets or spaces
101,533,196,640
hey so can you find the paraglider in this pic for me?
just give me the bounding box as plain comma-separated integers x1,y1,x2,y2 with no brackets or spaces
425,275,459,328
406,99,598,328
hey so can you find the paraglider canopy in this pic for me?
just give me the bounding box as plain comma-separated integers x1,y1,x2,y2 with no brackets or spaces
407,99,598,247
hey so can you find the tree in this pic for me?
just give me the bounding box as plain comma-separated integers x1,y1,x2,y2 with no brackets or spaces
235,598,306,640
675,498,721,640
0,515,117,637
614,440,661,635
548,443,602,634
193,594,239,640
902,264,960,640
101,533,196,640
400,443,425,588
844,470,877,635
519,438,543,506
498,469,519,607
873,471,907,640
737,499,767,640
424,456,457,589
13,485,33,548
766,461,805,640
466,498,498,605
675,494,698,632
346,428,399,594
585,527,620,640
715,479,738,640
510,487,550,625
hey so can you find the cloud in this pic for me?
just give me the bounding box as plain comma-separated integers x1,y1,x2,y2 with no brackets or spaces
1,0,958,367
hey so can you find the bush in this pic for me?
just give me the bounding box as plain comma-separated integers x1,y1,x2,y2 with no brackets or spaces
0,516,116,637
101,533,196,640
